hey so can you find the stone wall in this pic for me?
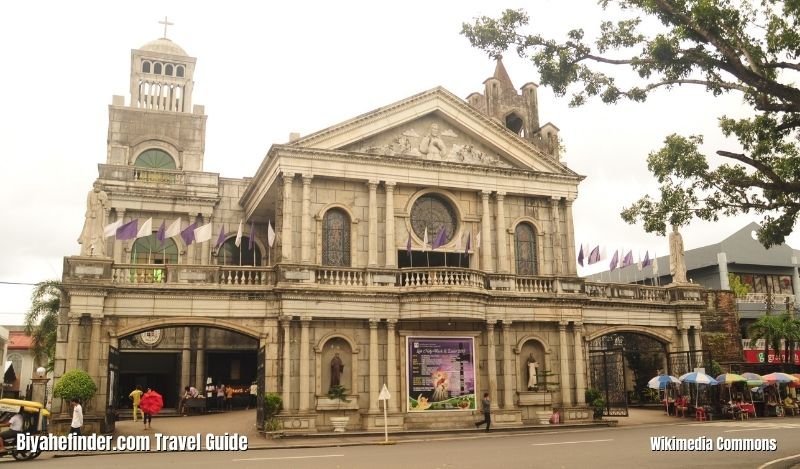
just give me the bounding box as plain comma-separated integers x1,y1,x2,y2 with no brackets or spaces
701,290,743,362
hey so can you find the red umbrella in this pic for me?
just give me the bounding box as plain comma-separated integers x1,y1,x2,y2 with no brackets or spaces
139,389,164,415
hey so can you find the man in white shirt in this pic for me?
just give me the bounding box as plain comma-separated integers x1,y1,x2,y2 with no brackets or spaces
0,409,24,450
248,382,257,409
70,398,83,435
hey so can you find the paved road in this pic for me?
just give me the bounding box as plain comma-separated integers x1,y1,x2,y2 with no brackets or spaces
13,419,800,468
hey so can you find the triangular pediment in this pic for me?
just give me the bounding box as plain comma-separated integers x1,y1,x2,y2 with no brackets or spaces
290,87,577,175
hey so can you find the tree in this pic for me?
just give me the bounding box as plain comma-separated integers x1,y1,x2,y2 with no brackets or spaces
25,280,62,370
749,314,783,363
462,2,800,247
728,273,751,298
53,369,97,405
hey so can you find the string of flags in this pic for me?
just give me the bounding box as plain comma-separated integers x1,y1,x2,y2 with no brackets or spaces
101,217,276,249
577,244,657,272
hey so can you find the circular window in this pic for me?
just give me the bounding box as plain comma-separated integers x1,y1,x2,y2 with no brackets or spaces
410,194,458,244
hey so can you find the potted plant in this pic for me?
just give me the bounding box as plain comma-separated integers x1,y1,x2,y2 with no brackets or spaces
263,393,283,438
327,385,351,432
585,388,606,420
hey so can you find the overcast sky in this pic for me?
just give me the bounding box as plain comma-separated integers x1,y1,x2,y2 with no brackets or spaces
0,1,789,325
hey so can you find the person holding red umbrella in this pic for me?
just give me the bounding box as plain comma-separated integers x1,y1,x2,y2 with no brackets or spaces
139,388,164,430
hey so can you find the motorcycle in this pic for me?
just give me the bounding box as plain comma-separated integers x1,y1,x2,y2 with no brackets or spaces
0,398,49,461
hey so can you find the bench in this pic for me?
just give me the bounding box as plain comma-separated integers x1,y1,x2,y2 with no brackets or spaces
183,398,207,414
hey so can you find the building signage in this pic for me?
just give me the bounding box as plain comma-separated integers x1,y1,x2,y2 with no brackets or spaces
406,337,475,412
741,339,800,363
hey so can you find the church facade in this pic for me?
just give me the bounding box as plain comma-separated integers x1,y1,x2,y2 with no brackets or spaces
57,36,707,433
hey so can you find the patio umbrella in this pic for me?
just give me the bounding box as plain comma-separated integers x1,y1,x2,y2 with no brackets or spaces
716,373,747,403
741,373,764,403
679,371,719,406
762,372,799,384
791,374,800,388
648,375,681,414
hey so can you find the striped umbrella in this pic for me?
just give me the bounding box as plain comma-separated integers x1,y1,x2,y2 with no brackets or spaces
679,371,719,406
648,374,681,389
716,373,747,403
791,374,800,387
762,372,799,384
742,372,764,386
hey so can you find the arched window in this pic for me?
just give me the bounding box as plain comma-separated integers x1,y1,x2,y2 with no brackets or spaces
6,353,21,388
176,65,185,77
165,64,174,76
515,223,538,275
505,113,524,135
142,61,151,73
216,237,261,266
132,234,178,264
322,209,350,266
134,149,176,169
154,62,163,74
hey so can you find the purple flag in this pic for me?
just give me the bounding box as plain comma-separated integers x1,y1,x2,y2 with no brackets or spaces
156,221,166,245
464,232,471,254
587,245,601,264
116,219,139,241
248,220,255,250
181,222,197,246
642,251,651,267
622,250,634,267
609,250,619,271
406,232,412,257
215,225,225,249
431,226,447,250
577,244,585,267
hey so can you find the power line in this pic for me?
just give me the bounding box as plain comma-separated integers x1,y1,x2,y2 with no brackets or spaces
0,281,39,286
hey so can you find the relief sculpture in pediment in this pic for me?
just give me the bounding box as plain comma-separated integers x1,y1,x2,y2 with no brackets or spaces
357,122,512,168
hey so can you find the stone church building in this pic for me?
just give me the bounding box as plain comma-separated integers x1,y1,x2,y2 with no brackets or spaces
57,35,708,433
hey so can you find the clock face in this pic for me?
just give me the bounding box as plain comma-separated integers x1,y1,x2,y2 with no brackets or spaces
139,329,162,346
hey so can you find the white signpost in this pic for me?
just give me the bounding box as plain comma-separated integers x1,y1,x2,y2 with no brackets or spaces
378,383,391,443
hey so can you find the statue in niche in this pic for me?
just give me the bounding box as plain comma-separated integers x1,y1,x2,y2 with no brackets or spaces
78,184,109,257
669,225,688,284
527,354,538,390
330,352,344,389
419,123,448,159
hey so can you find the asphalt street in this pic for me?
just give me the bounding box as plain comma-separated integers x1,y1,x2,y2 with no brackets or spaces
11,418,800,469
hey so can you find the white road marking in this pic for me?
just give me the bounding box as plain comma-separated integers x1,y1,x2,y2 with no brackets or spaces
757,452,800,469
233,454,345,461
531,439,613,446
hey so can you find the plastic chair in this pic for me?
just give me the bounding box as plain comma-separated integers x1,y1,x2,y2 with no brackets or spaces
695,407,707,421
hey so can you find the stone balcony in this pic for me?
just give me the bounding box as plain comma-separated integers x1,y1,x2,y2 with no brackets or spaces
63,256,706,305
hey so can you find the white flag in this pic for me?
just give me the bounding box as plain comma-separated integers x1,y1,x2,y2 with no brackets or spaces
194,222,213,243
235,220,243,247
136,218,153,239
652,252,659,274
455,232,462,252
103,220,122,238
476,231,481,250
164,218,182,238
423,227,429,252
267,220,275,248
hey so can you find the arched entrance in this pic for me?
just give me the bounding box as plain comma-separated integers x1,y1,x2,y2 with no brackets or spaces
588,332,669,416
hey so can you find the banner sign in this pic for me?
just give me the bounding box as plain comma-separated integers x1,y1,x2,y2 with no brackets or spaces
406,337,476,412
741,339,800,363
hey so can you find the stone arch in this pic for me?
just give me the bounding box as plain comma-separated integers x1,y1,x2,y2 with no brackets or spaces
404,188,465,247
503,111,525,136
315,203,358,266
514,334,552,392
112,317,263,340
314,332,360,396
584,325,672,345
129,137,183,169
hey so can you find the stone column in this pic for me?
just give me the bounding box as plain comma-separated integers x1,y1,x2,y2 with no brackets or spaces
281,318,292,412
65,317,80,372
680,326,690,353
281,173,295,262
792,257,800,306
301,175,313,263
501,321,514,409
299,317,310,412
717,252,730,290
558,322,572,406
384,182,396,268
195,328,205,390
113,209,125,264
386,319,398,412
550,197,562,275
480,191,494,273
87,317,102,385
368,181,379,267
181,326,191,389
692,326,703,352
573,322,586,405
369,319,380,412
564,200,577,275
495,192,509,273
486,321,499,410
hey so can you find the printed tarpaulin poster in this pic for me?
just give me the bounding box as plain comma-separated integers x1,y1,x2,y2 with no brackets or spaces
407,337,476,412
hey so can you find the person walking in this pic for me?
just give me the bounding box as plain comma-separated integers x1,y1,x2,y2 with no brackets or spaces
216,384,226,412
70,398,83,435
248,381,257,409
129,385,144,422
139,388,163,430
474,393,491,432
225,385,234,411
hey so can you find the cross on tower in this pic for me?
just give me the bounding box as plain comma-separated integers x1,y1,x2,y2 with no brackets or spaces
159,16,174,39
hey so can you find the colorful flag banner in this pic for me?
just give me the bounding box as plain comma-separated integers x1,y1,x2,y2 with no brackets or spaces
431,226,447,250
215,225,226,249
476,231,481,250
267,221,275,248
609,250,619,271
577,244,585,267
194,222,213,243
587,245,601,264
104,220,122,238
156,221,166,244
136,218,153,239
181,222,197,246
116,219,138,241
642,251,651,267
235,220,243,247
622,250,634,267
164,218,182,238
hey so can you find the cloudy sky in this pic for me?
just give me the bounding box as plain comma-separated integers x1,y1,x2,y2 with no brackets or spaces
0,1,787,324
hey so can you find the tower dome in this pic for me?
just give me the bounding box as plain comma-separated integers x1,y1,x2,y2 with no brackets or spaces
139,38,188,57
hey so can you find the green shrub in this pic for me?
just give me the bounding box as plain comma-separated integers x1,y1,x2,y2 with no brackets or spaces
585,388,605,420
53,370,97,405
264,393,282,419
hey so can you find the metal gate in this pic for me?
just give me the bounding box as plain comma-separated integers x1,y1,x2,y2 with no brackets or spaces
256,345,266,431
668,350,711,377
103,345,120,433
588,348,628,417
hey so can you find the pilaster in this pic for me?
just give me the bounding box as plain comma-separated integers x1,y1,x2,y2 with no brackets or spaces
573,322,586,405
486,321,498,410
384,182,396,268
368,181,378,267
495,192,509,273
369,319,380,412
480,191,493,273
501,321,514,409
298,317,310,412
301,175,313,263
281,173,294,262
558,321,571,406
